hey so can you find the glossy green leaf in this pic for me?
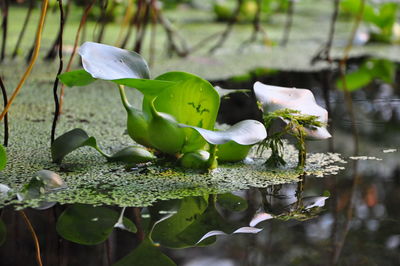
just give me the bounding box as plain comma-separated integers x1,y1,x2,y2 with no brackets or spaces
57,204,126,245
17,170,67,210
113,79,176,97
151,196,208,248
58,69,97,87
179,119,267,145
51,128,105,163
0,219,6,246
217,193,248,212
0,144,6,171
114,238,176,266
108,146,156,164
59,69,176,96
79,42,150,80
144,72,220,152
217,141,252,162
336,69,372,91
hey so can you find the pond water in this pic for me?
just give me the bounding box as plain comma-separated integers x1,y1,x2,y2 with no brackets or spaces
0,69,399,266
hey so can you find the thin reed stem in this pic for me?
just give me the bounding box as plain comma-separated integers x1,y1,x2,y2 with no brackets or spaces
0,0,49,122
19,211,43,266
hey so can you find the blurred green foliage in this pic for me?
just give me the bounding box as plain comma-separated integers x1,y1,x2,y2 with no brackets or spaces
337,58,396,91
341,0,400,43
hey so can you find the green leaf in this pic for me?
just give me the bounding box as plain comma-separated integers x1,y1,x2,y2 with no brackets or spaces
217,193,248,212
336,69,373,91
151,196,208,248
108,146,156,164
51,128,105,163
0,144,6,171
217,141,252,162
56,204,125,245
79,42,150,80
337,59,395,91
58,69,97,87
179,119,267,145
0,219,6,246
366,59,396,84
113,79,176,97
17,170,67,210
113,238,176,266
144,72,220,152
370,3,397,30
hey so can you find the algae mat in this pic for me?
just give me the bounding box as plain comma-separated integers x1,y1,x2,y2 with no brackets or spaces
0,75,345,208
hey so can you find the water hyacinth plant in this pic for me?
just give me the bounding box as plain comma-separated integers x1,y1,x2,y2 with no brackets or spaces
254,82,331,169
57,42,267,170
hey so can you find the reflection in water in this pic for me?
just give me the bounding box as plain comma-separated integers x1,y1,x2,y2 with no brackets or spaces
172,80,400,265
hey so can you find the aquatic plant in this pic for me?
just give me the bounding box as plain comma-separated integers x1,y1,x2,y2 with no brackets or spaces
336,58,396,91
254,82,331,169
341,0,400,43
57,42,266,170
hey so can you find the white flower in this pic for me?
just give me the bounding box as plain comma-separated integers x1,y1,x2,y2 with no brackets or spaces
254,81,331,140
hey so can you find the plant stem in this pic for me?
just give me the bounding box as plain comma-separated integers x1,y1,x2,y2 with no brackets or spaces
117,84,132,110
121,0,143,49
0,75,8,146
296,129,306,170
207,144,218,170
311,0,340,64
338,0,364,154
0,0,49,122
51,0,65,144
96,0,109,43
93,144,111,159
238,0,269,50
58,0,96,116
12,0,34,59
209,0,244,54
148,0,158,66
115,0,134,47
19,211,43,266
44,0,70,61
158,10,189,57
0,0,8,61
281,0,295,46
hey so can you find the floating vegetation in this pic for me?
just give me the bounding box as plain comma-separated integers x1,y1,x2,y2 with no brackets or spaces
0,45,345,209
349,156,382,161
383,149,397,153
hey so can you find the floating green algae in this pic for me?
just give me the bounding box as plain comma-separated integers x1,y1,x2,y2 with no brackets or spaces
0,63,345,210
